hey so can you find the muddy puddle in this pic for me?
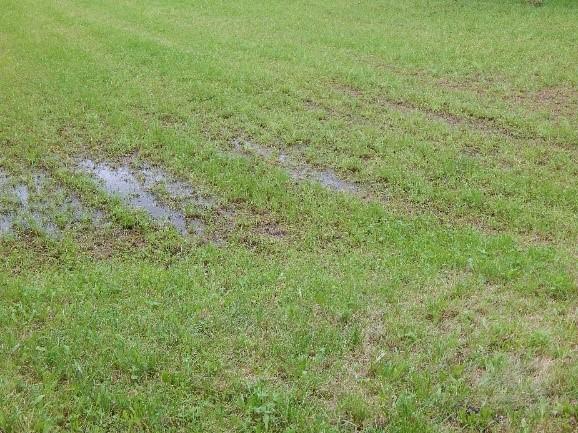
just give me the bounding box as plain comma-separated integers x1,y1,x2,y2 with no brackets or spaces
0,169,103,237
232,139,361,195
78,159,214,236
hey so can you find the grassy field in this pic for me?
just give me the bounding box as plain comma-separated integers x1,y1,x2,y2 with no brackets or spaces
1,0,577,431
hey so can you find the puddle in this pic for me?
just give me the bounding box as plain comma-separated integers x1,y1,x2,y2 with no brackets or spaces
232,138,274,159
285,162,359,194
0,169,104,237
139,165,216,208
0,214,13,234
0,173,47,235
233,139,360,194
28,212,59,236
60,193,106,228
78,159,209,236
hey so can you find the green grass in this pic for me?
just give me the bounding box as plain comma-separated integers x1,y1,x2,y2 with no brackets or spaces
0,0,577,431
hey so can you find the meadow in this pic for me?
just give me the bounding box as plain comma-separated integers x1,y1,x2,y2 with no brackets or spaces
0,0,577,431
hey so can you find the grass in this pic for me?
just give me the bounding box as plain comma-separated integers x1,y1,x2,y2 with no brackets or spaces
0,0,576,431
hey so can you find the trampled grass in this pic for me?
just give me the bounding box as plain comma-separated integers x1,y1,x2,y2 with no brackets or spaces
0,1,576,432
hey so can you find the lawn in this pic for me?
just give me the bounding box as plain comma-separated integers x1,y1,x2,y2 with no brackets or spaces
0,0,577,432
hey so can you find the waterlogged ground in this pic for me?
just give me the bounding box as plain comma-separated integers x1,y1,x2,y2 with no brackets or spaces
232,138,363,195
0,168,104,237
78,158,211,236
0,1,577,432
